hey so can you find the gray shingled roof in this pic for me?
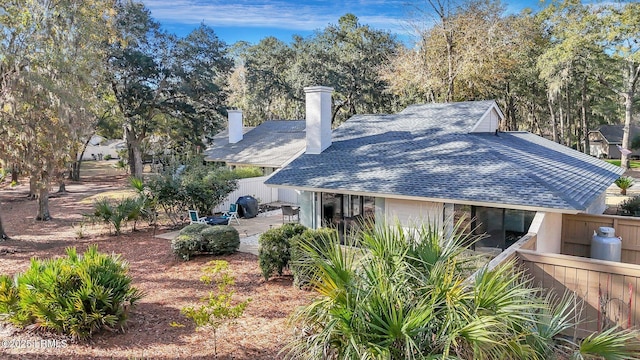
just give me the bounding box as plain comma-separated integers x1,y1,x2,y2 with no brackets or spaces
204,120,306,168
266,101,624,212
591,125,640,144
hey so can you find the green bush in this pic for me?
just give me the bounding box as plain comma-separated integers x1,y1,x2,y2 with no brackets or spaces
103,154,113,160
201,226,240,255
290,228,338,289
0,246,142,340
171,233,203,261
172,225,240,260
180,223,210,235
233,166,263,179
258,223,306,280
621,195,640,215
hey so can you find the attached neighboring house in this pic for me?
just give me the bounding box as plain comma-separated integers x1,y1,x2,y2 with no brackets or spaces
265,87,624,251
588,124,640,159
204,110,306,175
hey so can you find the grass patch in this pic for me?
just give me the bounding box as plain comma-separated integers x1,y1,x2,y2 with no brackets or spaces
604,159,640,169
79,190,136,204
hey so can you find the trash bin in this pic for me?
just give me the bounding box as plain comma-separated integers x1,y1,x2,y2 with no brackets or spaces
590,226,622,262
236,196,259,218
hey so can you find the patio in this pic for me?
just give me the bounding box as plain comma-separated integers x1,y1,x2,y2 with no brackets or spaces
156,207,291,255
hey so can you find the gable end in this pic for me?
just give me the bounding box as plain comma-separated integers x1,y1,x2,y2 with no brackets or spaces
470,103,504,133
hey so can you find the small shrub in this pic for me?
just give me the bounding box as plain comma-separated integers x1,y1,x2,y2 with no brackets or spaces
171,233,203,261
182,260,250,357
290,228,339,289
621,195,640,215
103,154,113,160
201,226,240,255
91,197,143,235
258,223,306,280
0,246,142,340
233,166,263,179
173,225,240,260
615,176,634,195
180,223,210,235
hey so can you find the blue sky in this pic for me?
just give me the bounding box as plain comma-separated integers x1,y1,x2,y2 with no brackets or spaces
141,0,544,45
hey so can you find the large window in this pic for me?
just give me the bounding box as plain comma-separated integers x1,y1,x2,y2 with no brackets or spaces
321,193,376,242
454,205,535,251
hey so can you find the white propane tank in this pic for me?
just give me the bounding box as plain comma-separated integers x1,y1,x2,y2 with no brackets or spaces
590,226,621,262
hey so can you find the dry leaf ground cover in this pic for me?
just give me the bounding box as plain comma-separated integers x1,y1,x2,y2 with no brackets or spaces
0,162,311,359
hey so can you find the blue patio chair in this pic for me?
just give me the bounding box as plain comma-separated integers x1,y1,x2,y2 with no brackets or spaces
223,203,240,225
188,210,207,224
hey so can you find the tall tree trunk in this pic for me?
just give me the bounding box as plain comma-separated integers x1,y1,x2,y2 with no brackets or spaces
558,99,565,146
28,176,37,200
125,127,144,179
446,33,454,102
36,176,51,221
71,132,94,181
581,76,590,154
11,166,18,184
0,213,7,240
620,61,639,170
547,96,559,143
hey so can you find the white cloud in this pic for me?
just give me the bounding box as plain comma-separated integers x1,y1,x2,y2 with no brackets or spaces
142,0,406,32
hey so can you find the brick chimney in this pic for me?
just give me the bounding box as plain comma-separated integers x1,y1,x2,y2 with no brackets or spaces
304,86,333,154
228,110,243,144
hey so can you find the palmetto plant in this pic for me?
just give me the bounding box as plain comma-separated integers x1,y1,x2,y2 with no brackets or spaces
615,176,634,195
284,220,640,360
0,246,143,340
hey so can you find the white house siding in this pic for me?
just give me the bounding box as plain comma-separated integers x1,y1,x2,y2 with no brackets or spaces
585,191,607,215
529,212,563,253
384,198,443,227
213,176,279,213
471,108,500,133
278,188,299,205
81,145,121,160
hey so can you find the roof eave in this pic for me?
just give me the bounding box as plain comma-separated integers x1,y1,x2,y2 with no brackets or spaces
264,183,581,214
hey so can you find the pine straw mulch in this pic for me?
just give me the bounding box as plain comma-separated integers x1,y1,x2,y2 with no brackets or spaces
0,171,313,359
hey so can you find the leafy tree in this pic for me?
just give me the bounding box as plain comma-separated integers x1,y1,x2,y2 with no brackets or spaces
0,0,115,220
231,14,401,126
108,1,232,178
145,156,238,225
295,14,401,124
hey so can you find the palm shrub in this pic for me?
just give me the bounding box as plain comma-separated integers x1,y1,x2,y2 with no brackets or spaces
615,176,634,195
283,220,640,359
289,228,338,289
258,223,306,280
0,246,143,340
92,197,144,235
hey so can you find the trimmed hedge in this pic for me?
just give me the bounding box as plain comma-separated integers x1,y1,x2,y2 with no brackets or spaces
258,223,306,280
0,246,142,340
172,224,240,260
201,226,240,255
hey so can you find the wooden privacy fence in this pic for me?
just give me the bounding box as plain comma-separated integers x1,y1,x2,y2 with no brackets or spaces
212,176,298,213
562,214,640,265
517,249,640,336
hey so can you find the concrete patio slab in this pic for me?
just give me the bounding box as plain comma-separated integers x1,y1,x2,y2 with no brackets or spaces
155,209,287,256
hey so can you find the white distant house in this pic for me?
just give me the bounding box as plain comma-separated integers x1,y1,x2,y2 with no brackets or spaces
81,135,125,160
265,87,623,252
